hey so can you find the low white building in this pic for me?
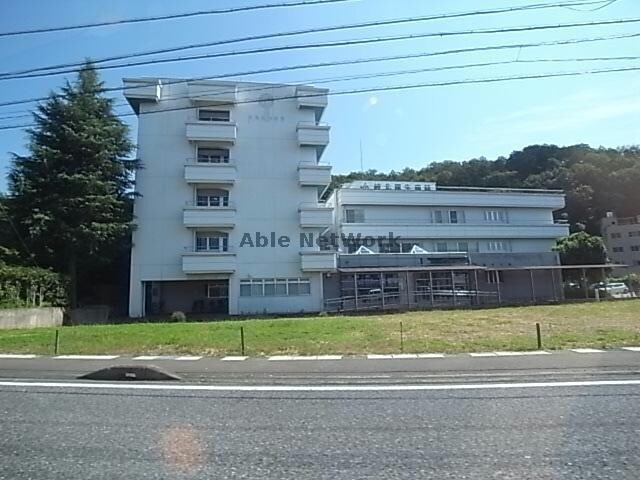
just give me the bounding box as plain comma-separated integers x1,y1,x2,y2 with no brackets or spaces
124,78,570,317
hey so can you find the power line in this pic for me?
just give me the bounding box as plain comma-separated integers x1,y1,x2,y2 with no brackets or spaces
3,17,640,83
0,30,636,112
5,53,640,122
1,64,638,132
0,0,356,38
0,0,609,78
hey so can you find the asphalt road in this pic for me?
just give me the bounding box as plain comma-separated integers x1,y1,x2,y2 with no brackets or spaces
1,350,640,384
1,362,640,479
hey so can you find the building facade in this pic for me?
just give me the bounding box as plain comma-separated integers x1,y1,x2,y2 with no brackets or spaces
125,78,570,317
601,212,640,274
323,181,569,310
125,78,333,317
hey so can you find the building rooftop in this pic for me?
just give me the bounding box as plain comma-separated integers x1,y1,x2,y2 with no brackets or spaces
340,180,563,195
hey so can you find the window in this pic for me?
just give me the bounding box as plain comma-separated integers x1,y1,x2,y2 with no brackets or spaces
434,210,444,224
449,210,459,224
485,271,503,284
414,185,421,191
196,189,229,207
345,208,365,223
487,240,509,252
485,210,506,222
198,109,230,122
195,232,228,252
197,147,229,164
206,282,228,298
394,183,401,190
239,278,311,296
631,245,640,252
629,231,640,237
457,242,469,252
436,242,448,252
611,232,622,239
612,246,624,253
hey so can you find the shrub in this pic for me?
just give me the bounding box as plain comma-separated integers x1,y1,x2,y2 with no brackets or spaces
0,264,67,308
170,311,186,322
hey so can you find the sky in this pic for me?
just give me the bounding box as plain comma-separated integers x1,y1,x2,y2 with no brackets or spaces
0,0,639,191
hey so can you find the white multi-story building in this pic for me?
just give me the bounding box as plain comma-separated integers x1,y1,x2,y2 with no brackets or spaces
125,78,570,317
600,211,640,274
125,78,333,316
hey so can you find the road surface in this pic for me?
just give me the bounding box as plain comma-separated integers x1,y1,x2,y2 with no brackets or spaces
1,352,639,479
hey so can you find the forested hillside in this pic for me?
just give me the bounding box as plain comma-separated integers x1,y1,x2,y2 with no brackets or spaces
330,144,640,234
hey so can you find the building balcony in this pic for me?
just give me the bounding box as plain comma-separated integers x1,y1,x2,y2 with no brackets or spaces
297,122,330,150
300,250,337,272
298,163,332,187
187,81,237,105
296,86,328,116
299,203,333,228
340,222,570,239
186,121,237,143
123,78,161,113
183,204,236,228
182,250,236,274
184,160,237,184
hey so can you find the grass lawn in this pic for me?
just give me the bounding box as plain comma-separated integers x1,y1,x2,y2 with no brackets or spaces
0,300,639,356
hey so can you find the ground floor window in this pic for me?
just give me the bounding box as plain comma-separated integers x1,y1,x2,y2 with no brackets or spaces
485,271,503,283
240,278,311,297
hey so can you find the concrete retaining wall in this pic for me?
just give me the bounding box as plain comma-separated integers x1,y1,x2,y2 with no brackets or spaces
0,307,64,330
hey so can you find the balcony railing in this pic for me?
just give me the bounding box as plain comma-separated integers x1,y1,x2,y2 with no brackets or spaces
300,250,337,272
182,248,236,274
183,203,236,228
299,202,333,228
298,162,332,187
297,121,330,148
184,159,237,184
186,121,237,143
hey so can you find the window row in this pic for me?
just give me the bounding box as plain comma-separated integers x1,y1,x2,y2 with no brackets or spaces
240,278,311,297
610,231,640,239
343,209,511,224
345,240,508,253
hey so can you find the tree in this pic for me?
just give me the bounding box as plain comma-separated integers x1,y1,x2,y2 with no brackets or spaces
7,61,136,307
555,232,608,265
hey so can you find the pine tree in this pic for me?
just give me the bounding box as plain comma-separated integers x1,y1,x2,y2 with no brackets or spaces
8,61,136,306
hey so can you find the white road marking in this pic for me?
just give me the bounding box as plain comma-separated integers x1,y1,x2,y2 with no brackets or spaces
2,379,640,392
570,348,605,354
469,352,497,357
221,356,248,361
0,354,38,359
622,347,640,352
54,355,119,360
417,354,446,358
174,356,202,361
494,351,551,356
367,354,393,359
391,354,418,359
268,355,341,361
132,356,160,360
